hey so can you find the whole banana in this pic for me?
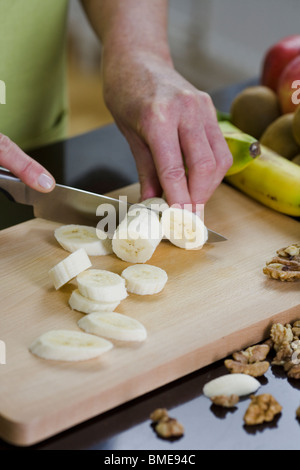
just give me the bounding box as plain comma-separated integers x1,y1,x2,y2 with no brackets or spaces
225,145,300,217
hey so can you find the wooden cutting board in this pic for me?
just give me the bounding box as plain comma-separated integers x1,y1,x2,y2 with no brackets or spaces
0,182,299,446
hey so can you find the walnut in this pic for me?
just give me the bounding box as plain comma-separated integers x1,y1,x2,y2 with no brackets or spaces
242,344,270,363
233,345,270,364
243,394,282,426
150,408,184,439
210,394,239,408
154,417,184,439
283,360,295,373
271,342,293,366
224,359,269,377
232,350,249,364
149,408,169,422
263,243,300,281
277,243,300,260
270,323,293,351
292,321,300,338
263,263,300,281
287,364,300,379
264,338,274,349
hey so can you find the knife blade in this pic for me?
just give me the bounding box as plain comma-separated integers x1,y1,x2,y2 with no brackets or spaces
0,169,227,242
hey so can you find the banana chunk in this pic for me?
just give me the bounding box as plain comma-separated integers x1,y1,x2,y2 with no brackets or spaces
161,207,208,250
29,329,113,361
69,288,121,314
77,269,128,302
141,197,169,217
121,264,168,295
78,312,147,342
48,248,92,290
54,224,112,256
112,207,163,263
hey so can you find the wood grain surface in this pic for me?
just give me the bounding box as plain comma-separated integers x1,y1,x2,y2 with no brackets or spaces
0,182,299,446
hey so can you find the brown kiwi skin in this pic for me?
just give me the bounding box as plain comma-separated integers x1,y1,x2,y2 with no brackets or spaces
260,113,300,160
230,85,281,139
292,106,300,146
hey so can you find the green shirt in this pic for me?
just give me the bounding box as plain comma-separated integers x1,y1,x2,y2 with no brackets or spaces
0,0,69,150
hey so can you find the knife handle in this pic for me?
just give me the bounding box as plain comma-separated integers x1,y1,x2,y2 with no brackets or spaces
0,167,27,203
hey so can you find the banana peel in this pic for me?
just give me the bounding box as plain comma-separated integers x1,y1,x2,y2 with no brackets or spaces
219,120,261,176
216,109,300,216
225,144,300,217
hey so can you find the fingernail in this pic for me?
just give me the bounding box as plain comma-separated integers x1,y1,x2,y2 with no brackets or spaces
38,173,54,190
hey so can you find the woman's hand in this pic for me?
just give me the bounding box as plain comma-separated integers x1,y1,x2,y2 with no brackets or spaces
82,0,233,206
0,133,55,191
102,52,233,207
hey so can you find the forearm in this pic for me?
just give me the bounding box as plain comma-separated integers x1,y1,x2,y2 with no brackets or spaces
81,0,173,64
80,0,232,206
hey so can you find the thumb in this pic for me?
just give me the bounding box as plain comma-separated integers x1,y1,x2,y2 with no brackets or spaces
0,133,55,192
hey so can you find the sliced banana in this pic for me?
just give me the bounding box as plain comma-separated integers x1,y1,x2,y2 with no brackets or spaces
112,207,163,263
76,269,128,302
54,224,112,256
69,288,121,314
78,312,147,342
161,207,208,250
121,264,168,295
29,329,113,362
141,197,169,218
48,248,92,290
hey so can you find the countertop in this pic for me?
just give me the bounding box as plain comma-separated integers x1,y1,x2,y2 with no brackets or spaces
1,79,300,451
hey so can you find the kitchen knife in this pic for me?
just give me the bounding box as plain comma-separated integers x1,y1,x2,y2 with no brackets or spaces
0,169,227,242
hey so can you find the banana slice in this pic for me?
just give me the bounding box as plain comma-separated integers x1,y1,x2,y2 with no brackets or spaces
112,207,163,263
78,312,147,342
54,224,112,256
29,329,113,361
48,248,92,290
121,264,168,295
161,207,208,250
69,288,121,314
141,197,169,218
76,269,128,302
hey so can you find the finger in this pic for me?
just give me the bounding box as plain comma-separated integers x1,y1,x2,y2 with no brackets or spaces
148,127,191,207
0,134,55,192
124,130,162,201
179,121,216,205
205,122,233,187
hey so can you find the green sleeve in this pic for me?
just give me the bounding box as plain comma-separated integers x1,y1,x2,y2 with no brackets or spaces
0,0,69,150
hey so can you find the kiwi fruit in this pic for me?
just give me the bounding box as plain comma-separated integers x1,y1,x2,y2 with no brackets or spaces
230,85,281,139
260,113,300,160
292,106,300,146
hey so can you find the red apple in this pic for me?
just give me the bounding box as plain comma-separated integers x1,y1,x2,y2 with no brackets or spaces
277,55,300,113
261,35,300,92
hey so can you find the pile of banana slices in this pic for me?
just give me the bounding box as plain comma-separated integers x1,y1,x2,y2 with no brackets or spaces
29,198,207,362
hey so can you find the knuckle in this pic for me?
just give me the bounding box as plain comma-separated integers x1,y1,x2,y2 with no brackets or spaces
201,91,213,104
138,100,167,136
192,157,216,176
219,152,234,171
161,165,186,182
19,158,35,178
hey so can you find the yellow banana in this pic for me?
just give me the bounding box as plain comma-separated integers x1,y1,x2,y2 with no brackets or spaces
219,121,261,176
225,145,300,217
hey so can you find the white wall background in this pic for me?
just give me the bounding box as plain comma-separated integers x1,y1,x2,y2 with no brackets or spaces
168,0,300,91
68,0,300,92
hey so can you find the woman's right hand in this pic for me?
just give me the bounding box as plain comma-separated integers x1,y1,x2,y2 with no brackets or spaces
0,133,55,192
